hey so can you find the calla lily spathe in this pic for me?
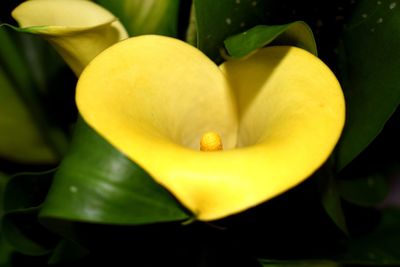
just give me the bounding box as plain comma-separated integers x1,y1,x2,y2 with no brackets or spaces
12,0,128,76
76,35,346,220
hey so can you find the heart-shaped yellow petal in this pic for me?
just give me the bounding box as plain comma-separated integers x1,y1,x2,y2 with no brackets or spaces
76,35,345,220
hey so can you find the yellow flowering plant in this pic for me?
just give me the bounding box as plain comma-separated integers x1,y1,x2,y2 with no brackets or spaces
76,35,345,220
1,0,399,266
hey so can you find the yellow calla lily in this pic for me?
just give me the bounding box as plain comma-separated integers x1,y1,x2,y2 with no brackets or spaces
12,0,128,76
76,35,345,221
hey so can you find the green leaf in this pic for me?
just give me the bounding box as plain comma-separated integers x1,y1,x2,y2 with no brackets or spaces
40,119,191,225
338,175,389,207
3,170,54,213
225,21,317,58
318,163,348,235
0,236,14,267
0,26,68,163
2,208,57,256
1,171,58,256
194,0,296,62
47,239,88,265
96,0,180,37
0,28,55,163
335,0,400,170
0,68,55,163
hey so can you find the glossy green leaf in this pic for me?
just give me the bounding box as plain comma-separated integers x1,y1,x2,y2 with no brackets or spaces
96,0,180,37
40,119,191,225
338,175,389,207
225,21,317,58
335,0,400,170
318,163,348,235
195,0,269,61
195,0,312,62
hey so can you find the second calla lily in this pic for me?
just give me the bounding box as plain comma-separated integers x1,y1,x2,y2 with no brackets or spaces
77,35,345,221
12,0,128,76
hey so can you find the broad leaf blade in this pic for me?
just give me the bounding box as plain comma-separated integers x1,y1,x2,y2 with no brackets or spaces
40,119,191,225
335,0,400,170
96,0,180,37
195,0,277,61
225,21,317,58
